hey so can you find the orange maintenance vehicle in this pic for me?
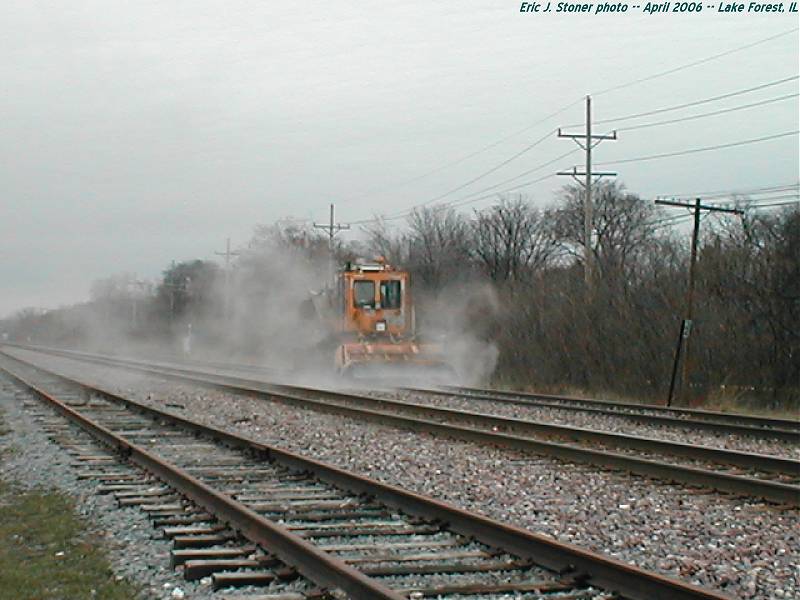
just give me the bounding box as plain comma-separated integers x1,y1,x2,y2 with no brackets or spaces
308,258,448,376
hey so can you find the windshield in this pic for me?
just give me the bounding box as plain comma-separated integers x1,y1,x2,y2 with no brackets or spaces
353,280,375,308
380,280,402,310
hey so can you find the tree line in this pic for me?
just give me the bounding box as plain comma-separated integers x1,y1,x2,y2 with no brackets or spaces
3,182,797,408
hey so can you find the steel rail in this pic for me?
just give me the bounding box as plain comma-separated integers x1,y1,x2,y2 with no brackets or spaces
444,385,800,433
0,354,405,600
12,343,797,439
12,343,797,437
265,383,799,476
10,346,798,505
0,351,732,600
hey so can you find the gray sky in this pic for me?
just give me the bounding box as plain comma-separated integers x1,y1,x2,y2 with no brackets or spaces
1,2,798,317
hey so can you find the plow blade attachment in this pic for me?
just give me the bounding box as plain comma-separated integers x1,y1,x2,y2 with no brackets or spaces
336,341,450,378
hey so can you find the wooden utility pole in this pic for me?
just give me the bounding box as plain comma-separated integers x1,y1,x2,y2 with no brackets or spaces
314,203,350,285
656,198,744,406
558,96,618,290
215,237,240,319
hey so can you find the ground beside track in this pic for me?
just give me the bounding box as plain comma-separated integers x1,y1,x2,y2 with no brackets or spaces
8,347,799,600
0,395,141,599
0,479,141,599
0,380,226,600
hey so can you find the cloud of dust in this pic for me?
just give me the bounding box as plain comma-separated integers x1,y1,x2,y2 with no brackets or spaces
415,282,500,387
1,238,502,391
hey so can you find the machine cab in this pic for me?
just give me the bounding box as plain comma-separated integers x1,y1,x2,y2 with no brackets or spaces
338,259,411,337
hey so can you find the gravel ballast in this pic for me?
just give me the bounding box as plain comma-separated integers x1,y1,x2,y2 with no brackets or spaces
362,389,799,459
0,369,316,600
5,347,800,600
0,380,216,600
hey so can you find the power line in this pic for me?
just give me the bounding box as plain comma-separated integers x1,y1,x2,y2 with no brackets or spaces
434,147,581,207
655,182,799,200
345,149,576,225
409,129,558,210
341,28,798,227
708,193,800,208
647,191,799,228
567,75,799,127
406,27,798,188
593,27,799,97
594,130,799,167
342,30,797,211
748,194,800,203
347,129,797,226
349,171,560,226
651,215,694,229
406,50,797,224
697,197,800,211
749,199,800,209
616,93,799,132
444,172,558,211
340,97,584,204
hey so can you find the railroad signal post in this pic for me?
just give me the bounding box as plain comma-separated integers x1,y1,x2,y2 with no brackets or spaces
655,198,744,406
557,95,618,290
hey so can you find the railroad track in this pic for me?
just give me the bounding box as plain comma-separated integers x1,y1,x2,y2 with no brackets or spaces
16,343,795,439
0,352,732,600
5,345,799,506
432,385,800,436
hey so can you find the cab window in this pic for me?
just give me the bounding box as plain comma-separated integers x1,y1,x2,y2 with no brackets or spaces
353,280,375,308
380,280,402,309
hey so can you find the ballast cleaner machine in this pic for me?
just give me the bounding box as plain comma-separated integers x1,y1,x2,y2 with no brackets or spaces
307,258,450,377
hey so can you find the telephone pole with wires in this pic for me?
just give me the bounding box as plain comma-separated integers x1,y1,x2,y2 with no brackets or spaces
314,204,350,285
215,237,240,320
655,198,744,406
557,95,618,289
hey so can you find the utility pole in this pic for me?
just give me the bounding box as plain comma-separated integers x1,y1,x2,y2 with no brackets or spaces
314,203,350,286
215,237,240,320
127,277,150,330
558,95,617,291
656,198,744,406
164,260,191,332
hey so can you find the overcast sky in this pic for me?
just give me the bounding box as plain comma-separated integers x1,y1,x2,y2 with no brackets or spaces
1,2,798,317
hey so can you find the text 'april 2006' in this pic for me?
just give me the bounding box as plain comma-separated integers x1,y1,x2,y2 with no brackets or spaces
518,1,797,14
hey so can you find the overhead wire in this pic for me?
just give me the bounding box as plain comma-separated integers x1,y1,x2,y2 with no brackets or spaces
592,27,799,97
593,130,799,167
341,97,584,203
749,199,800,209
563,74,799,128
347,162,566,226
615,93,799,132
656,182,799,200
342,27,799,226
647,193,799,231
407,129,558,210
431,146,582,207
707,193,800,207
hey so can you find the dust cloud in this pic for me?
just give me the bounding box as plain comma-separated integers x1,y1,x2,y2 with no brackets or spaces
1,237,501,391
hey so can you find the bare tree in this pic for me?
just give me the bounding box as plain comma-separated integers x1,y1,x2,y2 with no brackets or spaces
552,182,659,282
362,219,410,266
698,208,800,397
405,207,471,288
471,196,557,283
